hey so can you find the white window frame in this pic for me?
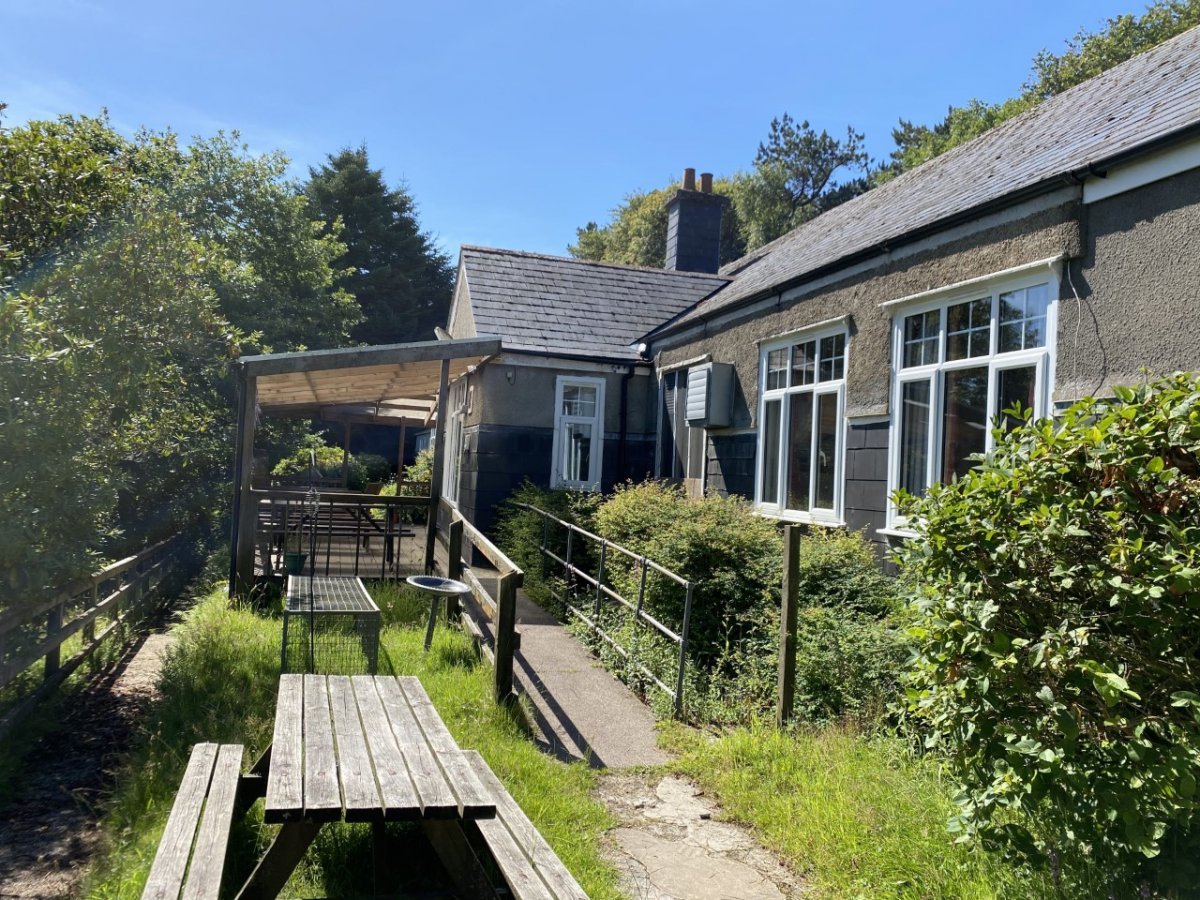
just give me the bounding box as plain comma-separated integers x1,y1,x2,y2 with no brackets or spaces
551,375,605,490
754,324,848,525
886,269,1058,530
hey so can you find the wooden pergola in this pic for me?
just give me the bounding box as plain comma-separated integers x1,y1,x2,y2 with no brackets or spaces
229,337,501,595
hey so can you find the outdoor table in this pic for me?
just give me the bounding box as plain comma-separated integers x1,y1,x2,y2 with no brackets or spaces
236,674,495,898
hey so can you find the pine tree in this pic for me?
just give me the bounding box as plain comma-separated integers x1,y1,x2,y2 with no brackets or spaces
305,147,453,344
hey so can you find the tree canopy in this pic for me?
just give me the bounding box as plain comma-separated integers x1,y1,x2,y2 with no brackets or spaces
304,147,454,344
0,112,356,600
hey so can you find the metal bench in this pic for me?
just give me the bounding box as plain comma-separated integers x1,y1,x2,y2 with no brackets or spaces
142,743,243,900
463,750,587,900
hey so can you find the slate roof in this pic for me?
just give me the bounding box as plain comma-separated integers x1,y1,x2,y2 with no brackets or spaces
653,25,1200,335
459,246,728,360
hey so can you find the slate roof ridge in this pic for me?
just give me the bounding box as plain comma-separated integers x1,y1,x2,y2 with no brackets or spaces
460,244,732,282
670,24,1200,332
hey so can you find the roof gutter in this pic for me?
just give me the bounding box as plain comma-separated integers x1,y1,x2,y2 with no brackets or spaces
647,120,1200,343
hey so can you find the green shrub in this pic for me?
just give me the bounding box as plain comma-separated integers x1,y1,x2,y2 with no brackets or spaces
356,453,392,484
896,372,1200,890
595,482,782,673
272,437,369,490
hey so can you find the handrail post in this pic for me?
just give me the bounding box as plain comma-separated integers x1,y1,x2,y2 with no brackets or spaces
494,571,518,704
674,582,694,718
777,524,801,728
593,541,607,620
540,515,550,579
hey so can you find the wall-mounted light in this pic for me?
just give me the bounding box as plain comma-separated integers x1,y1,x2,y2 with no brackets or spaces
506,368,516,385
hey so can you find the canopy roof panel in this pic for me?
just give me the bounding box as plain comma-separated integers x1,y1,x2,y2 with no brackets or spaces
237,337,500,421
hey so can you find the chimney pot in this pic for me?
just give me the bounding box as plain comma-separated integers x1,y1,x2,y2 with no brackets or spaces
700,172,713,193
682,167,696,191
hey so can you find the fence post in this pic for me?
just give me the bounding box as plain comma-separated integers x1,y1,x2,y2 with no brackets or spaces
494,571,518,704
776,524,801,728
83,581,98,647
44,601,65,681
446,517,464,620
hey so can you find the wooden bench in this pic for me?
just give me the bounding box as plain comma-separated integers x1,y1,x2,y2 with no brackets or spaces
142,742,243,900
462,750,587,900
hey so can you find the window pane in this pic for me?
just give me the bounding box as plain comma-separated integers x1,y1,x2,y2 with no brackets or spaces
791,341,815,386
998,284,1049,352
941,366,989,483
786,393,813,512
761,399,782,504
946,297,990,360
562,422,593,483
561,384,597,417
819,333,846,381
814,393,838,509
997,365,1037,432
903,310,940,368
899,381,931,496
766,349,788,391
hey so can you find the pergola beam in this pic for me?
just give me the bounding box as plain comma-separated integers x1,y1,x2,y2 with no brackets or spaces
236,337,500,378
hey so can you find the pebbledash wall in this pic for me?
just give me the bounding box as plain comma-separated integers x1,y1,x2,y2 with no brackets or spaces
648,167,1200,545
447,355,658,534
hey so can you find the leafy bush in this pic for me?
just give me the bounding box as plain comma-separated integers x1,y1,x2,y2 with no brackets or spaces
896,372,1200,889
271,435,369,490
357,453,392,485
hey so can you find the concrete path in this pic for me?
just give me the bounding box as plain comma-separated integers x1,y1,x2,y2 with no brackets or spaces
511,590,668,768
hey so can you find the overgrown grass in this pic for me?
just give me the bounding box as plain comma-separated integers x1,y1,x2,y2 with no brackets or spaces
83,581,621,898
662,722,1090,899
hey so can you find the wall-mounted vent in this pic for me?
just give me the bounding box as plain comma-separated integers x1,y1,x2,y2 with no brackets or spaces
685,362,733,427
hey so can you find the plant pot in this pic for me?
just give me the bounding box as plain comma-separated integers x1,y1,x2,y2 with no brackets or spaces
283,551,308,575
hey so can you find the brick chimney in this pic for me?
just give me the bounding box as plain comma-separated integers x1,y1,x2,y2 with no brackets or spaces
664,168,727,274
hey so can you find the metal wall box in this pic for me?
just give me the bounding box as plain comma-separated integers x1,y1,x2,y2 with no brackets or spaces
685,362,734,427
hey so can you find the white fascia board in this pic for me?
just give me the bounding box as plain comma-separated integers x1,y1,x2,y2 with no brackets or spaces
1084,136,1200,204
494,352,651,376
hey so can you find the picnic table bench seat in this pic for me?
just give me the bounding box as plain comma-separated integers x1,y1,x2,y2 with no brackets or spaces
142,742,243,900
463,750,588,900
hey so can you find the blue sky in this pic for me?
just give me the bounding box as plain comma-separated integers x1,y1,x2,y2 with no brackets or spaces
3,0,1138,258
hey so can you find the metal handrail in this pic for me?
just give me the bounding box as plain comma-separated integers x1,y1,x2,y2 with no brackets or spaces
513,503,694,717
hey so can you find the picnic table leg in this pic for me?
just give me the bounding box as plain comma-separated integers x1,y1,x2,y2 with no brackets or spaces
421,819,496,899
235,821,322,900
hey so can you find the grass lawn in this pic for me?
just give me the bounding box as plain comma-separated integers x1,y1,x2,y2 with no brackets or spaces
83,581,621,898
662,722,1078,900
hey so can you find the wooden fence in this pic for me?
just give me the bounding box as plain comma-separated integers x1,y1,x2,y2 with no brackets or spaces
0,537,181,741
432,498,523,704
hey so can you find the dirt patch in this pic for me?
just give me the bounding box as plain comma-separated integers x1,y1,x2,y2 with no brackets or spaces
0,630,176,899
599,772,805,899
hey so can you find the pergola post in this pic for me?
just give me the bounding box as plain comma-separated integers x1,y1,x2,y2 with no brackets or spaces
231,371,259,597
396,420,408,479
424,358,451,573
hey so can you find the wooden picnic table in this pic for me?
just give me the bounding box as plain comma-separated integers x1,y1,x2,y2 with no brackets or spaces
145,672,587,899
237,673,496,898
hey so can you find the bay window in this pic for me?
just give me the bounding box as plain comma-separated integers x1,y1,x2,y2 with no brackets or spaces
888,275,1056,525
756,328,847,522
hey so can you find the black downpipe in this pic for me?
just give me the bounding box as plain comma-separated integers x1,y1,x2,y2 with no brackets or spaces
617,364,635,481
